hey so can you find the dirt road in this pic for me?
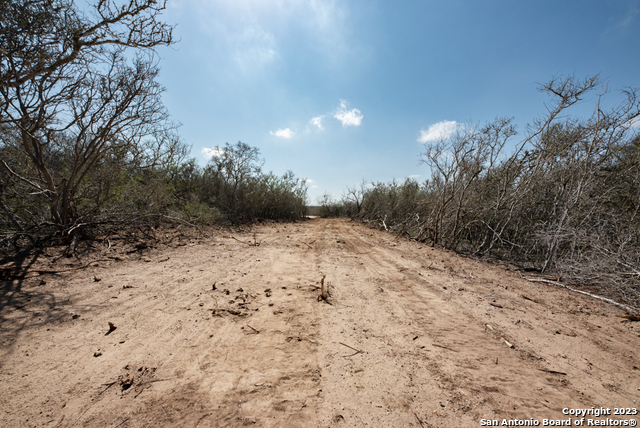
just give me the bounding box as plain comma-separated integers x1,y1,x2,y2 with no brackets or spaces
1,218,639,427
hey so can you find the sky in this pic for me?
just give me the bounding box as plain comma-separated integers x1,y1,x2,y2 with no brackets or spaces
154,0,640,203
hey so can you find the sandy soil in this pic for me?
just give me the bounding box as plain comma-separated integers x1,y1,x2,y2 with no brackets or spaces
1,218,639,427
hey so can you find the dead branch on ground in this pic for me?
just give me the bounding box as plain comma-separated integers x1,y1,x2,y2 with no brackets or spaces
524,277,639,315
339,342,363,355
231,235,260,246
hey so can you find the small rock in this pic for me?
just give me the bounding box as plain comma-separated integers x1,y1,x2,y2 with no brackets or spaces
94,276,101,282
94,350,102,357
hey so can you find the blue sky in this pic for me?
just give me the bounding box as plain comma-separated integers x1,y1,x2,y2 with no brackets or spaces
155,0,640,202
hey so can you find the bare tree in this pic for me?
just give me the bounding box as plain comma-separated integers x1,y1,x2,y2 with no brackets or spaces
354,74,640,309
0,0,177,232
342,180,369,216
204,142,264,221
418,118,517,247
520,76,639,272
0,0,173,88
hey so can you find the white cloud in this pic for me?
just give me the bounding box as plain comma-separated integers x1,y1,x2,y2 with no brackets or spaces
311,185,319,189
175,0,356,76
607,5,639,33
202,146,225,158
310,115,324,130
628,116,640,129
333,99,363,127
408,174,421,179
232,27,276,73
305,178,315,183
270,128,294,138
417,120,459,143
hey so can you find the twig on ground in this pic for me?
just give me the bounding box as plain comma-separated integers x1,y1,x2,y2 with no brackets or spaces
98,381,117,396
246,324,260,334
112,418,130,428
231,235,259,246
68,408,88,428
432,343,458,352
299,240,313,249
538,368,566,375
230,236,251,246
339,342,363,354
53,415,65,428
148,378,172,383
524,277,639,315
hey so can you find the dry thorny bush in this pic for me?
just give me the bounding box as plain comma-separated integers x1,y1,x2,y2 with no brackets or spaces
323,75,640,311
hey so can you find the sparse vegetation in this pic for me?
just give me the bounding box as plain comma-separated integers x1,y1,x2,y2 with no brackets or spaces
1,2,636,312
0,1,308,257
332,75,640,309
131,312,141,329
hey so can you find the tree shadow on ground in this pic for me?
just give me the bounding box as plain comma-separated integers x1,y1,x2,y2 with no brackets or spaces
0,249,69,360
